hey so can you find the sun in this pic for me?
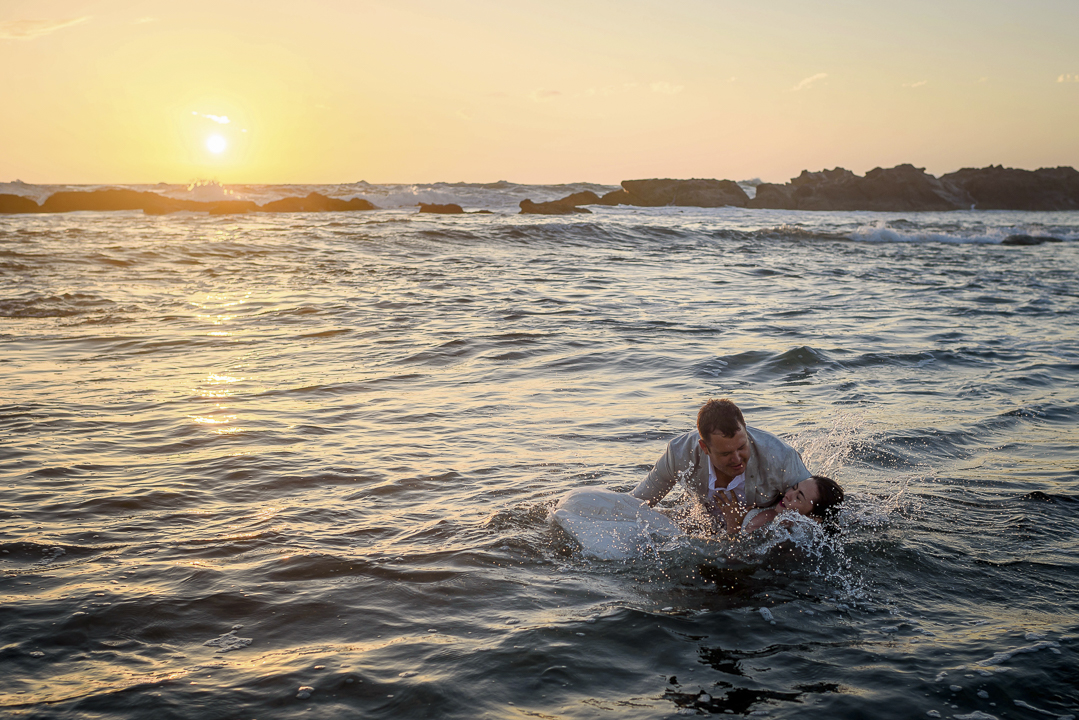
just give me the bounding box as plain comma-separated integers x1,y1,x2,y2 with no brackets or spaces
206,134,227,154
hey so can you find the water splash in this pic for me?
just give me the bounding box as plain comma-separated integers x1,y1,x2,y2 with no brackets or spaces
180,179,236,202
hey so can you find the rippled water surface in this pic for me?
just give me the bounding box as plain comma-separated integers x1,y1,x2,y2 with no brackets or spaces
2,200,1078,719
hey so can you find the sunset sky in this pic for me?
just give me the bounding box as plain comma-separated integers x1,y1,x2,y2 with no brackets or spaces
2,0,1077,185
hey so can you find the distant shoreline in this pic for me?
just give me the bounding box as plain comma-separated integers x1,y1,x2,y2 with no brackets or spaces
2,164,1078,214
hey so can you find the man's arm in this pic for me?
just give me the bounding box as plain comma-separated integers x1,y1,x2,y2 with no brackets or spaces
630,438,683,506
744,426,811,508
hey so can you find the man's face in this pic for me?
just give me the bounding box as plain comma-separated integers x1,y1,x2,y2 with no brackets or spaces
699,425,750,483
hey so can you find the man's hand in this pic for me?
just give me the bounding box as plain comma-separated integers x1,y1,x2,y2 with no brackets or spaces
712,490,748,538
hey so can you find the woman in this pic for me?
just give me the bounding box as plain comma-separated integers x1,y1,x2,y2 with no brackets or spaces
713,475,844,537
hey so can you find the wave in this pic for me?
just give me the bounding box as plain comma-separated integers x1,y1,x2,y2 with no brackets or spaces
4,181,1078,247
849,218,1079,244
0,292,120,318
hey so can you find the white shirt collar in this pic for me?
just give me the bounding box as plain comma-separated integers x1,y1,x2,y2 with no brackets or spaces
707,460,745,501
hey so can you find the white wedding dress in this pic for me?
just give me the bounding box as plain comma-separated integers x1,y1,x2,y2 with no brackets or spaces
550,488,684,560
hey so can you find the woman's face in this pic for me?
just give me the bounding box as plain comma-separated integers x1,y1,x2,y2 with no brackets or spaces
777,478,821,517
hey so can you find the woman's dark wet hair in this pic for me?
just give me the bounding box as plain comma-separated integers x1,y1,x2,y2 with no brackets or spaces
807,475,844,520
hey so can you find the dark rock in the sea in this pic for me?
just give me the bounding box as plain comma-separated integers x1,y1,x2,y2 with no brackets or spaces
748,183,796,209
0,194,40,213
519,199,592,215
941,166,1079,210
418,202,465,214
596,189,631,206
1001,234,1065,246
619,178,749,207
31,188,378,215
39,189,192,214
861,164,971,211
554,190,602,206
797,176,858,209
519,191,601,214
750,165,970,211
261,192,376,212
207,200,260,215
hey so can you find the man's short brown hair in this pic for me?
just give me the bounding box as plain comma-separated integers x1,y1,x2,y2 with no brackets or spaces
696,398,746,443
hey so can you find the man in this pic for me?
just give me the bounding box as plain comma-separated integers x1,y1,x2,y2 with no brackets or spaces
630,398,810,518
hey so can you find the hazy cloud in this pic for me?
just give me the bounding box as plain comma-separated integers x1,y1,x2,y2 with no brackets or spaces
192,112,231,124
791,72,828,91
529,89,562,102
903,80,928,88
1058,74,1078,83
133,17,157,25
598,82,638,96
0,17,90,40
650,81,684,95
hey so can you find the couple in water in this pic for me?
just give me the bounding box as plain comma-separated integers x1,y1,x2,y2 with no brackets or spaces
552,398,843,557
631,398,844,537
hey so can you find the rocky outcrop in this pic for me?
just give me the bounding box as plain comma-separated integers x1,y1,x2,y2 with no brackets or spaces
860,165,972,210
555,191,602,207
39,189,196,214
418,203,465,214
941,166,1079,210
8,166,1078,216
262,192,376,212
617,179,749,207
15,189,377,215
519,198,592,215
748,183,796,209
0,194,40,213
596,189,631,205
518,191,602,214
749,165,970,211
1002,234,1064,246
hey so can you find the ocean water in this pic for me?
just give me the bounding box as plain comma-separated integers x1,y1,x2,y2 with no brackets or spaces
2,182,1078,719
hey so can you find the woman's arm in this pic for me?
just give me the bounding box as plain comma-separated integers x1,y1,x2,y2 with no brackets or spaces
743,507,777,534
711,491,748,538
713,492,780,537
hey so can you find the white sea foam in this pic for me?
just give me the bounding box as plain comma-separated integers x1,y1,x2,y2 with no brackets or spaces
848,217,1078,245
851,221,1003,245
1013,700,1073,719
981,640,1059,665
36,546,66,566
203,629,253,653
